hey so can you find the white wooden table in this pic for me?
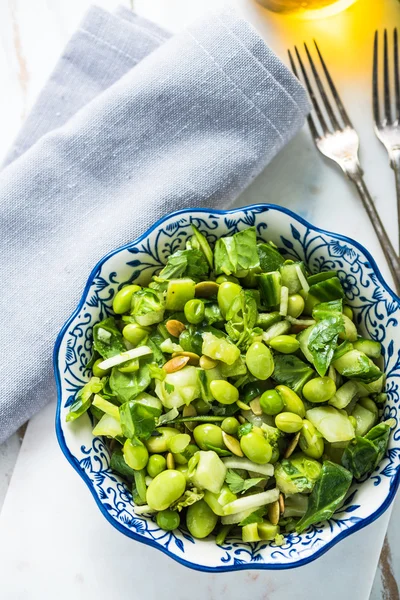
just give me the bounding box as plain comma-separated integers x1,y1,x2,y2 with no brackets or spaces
0,1,399,598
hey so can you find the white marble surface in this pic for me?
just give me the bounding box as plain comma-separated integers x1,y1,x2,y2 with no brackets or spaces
0,0,399,598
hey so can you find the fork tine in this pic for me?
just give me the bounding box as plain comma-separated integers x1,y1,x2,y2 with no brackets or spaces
373,31,381,126
293,45,330,135
303,42,341,131
313,40,352,128
394,28,400,122
383,29,392,124
288,49,320,140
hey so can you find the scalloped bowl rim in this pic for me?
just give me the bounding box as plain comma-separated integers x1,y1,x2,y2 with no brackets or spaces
54,203,400,572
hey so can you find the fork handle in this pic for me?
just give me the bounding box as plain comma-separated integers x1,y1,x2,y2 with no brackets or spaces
392,156,400,255
349,172,400,295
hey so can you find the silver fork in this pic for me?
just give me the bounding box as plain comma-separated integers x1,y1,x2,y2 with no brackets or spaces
373,29,400,253
288,42,400,295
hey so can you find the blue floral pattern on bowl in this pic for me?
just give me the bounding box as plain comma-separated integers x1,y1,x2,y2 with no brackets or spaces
54,204,400,572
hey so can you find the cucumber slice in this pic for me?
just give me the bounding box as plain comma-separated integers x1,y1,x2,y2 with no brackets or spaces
338,314,358,342
308,277,344,302
297,325,315,365
280,262,306,295
258,271,281,307
333,349,383,383
329,381,359,409
307,270,337,286
262,320,291,343
256,311,281,330
191,224,214,269
353,337,381,359
351,403,378,436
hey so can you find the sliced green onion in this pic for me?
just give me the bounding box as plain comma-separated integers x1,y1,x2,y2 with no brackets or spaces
222,457,274,477
92,394,120,420
97,346,152,370
295,264,310,293
279,286,289,316
223,488,280,515
134,504,156,515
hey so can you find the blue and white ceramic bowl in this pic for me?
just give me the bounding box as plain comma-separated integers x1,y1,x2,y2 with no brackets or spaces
55,204,400,572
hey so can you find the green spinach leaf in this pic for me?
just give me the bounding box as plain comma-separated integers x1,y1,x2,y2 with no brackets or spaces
257,242,284,272
272,354,315,394
158,248,209,281
66,377,104,422
93,317,126,359
110,365,151,404
308,315,344,377
119,396,162,440
342,421,392,479
296,461,352,533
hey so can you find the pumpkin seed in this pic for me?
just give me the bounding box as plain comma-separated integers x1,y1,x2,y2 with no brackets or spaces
237,400,251,411
238,415,246,424
283,431,301,458
195,281,219,297
279,493,285,515
183,404,197,431
249,397,262,416
172,351,200,366
166,452,175,470
165,319,186,338
268,500,280,526
222,431,243,457
163,355,190,373
199,355,218,370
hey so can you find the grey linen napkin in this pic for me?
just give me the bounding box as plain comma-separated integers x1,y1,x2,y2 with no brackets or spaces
0,5,309,444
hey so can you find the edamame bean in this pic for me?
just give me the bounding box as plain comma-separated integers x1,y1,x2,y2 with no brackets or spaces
343,305,353,320
217,282,242,318
275,412,303,433
246,342,274,380
275,385,305,417
145,427,179,453
168,433,191,454
299,420,324,459
259,389,284,416
193,424,224,450
221,417,240,435
156,509,180,531
240,431,272,464
287,294,305,318
186,500,218,539
123,438,149,470
184,299,205,324
210,380,239,405
147,454,167,478
269,335,300,354
215,275,240,284
122,323,150,346
92,358,111,377
303,377,336,403
193,399,211,415
175,464,190,481
112,284,141,314
146,470,186,511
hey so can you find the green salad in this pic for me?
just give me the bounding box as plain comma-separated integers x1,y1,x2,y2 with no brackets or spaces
67,225,394,544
